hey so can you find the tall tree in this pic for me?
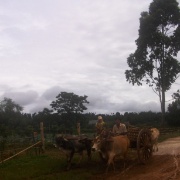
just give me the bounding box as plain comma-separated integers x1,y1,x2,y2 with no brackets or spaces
50,92,89,114
0,97,23,136
125,0,180,125
170,89,180,110
0,97,23,113
172,89,180,101
167,91,180,126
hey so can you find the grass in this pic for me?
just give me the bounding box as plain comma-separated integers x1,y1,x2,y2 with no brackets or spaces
0,145,104,180
0,154,62,180
158,132,180,142
0,132,180,180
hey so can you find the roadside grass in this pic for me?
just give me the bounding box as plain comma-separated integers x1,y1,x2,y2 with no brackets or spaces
0,146,105,180
0,154,62,180
158,132,180,142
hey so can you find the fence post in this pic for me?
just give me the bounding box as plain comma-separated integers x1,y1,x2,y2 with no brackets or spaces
77,122,80,136
40,122,45,152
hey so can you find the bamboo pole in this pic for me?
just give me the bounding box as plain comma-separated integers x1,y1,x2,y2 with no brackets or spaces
0,141,41,164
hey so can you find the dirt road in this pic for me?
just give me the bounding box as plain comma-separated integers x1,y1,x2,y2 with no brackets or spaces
154,136,180,156
100,137,180,180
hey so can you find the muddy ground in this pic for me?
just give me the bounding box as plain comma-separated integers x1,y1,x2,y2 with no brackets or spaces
93,137,180,180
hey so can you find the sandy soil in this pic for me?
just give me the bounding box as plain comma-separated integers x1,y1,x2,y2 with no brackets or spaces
93,137,180,180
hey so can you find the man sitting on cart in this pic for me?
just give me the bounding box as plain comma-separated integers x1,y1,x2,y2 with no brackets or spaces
112,119,127,135
95,116,106,135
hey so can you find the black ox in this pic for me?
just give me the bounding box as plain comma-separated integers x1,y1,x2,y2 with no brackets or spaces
55,135,92,170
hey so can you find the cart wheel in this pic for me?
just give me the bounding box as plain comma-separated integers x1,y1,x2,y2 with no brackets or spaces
137,128,153,164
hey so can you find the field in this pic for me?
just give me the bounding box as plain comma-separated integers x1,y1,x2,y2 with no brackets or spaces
0,145,107,180
0,132,180,180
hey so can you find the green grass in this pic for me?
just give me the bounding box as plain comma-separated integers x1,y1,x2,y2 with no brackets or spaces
0,147,104,180
158,132,180,142
0,155,62,180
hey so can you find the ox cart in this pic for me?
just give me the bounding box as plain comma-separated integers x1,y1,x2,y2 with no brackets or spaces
127,127,153,164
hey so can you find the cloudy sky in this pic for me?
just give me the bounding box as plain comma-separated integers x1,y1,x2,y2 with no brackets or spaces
0,0,180,114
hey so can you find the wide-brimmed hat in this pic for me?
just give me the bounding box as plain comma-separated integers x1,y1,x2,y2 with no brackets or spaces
98,116,103,120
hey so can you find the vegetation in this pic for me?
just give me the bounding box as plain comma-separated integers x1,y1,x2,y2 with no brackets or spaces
158,131,180,142
0,129,180,180
50,92,89,114
0,147,104,180
0,94,179,179
0,94,180,138
1,1,180,178
125,0,180,125
166,89,180,126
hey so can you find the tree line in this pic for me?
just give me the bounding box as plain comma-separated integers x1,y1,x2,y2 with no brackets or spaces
0,90,179,137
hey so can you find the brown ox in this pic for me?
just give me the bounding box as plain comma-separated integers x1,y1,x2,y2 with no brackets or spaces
92,135,130,173
150,128,160,152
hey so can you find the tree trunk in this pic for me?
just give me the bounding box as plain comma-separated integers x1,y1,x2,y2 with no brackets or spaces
161,89,166,126
161,29,166,127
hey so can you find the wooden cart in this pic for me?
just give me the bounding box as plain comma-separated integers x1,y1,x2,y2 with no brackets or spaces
127,127,153,164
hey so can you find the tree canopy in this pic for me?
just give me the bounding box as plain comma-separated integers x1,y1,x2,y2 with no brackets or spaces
50,92,89,114
0,97,24,136
0,95,180,137
125,0,180,125
172,89,180,101
0,97,23,113
168,89,180,112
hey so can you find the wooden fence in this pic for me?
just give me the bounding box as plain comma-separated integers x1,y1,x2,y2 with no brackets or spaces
0,122,45,164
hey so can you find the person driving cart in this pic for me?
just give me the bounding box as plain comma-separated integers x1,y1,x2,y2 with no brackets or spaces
112,119,127,135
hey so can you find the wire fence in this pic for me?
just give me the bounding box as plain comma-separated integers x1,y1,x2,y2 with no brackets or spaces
1,125,180,163
0,122,45,162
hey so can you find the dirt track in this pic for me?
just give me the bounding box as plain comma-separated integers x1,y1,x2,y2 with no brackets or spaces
96,137,180,180
154,137,180,156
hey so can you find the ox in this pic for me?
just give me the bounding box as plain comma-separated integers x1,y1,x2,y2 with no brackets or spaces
92,135,130,173
150,128,160,152
55,135,92,170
